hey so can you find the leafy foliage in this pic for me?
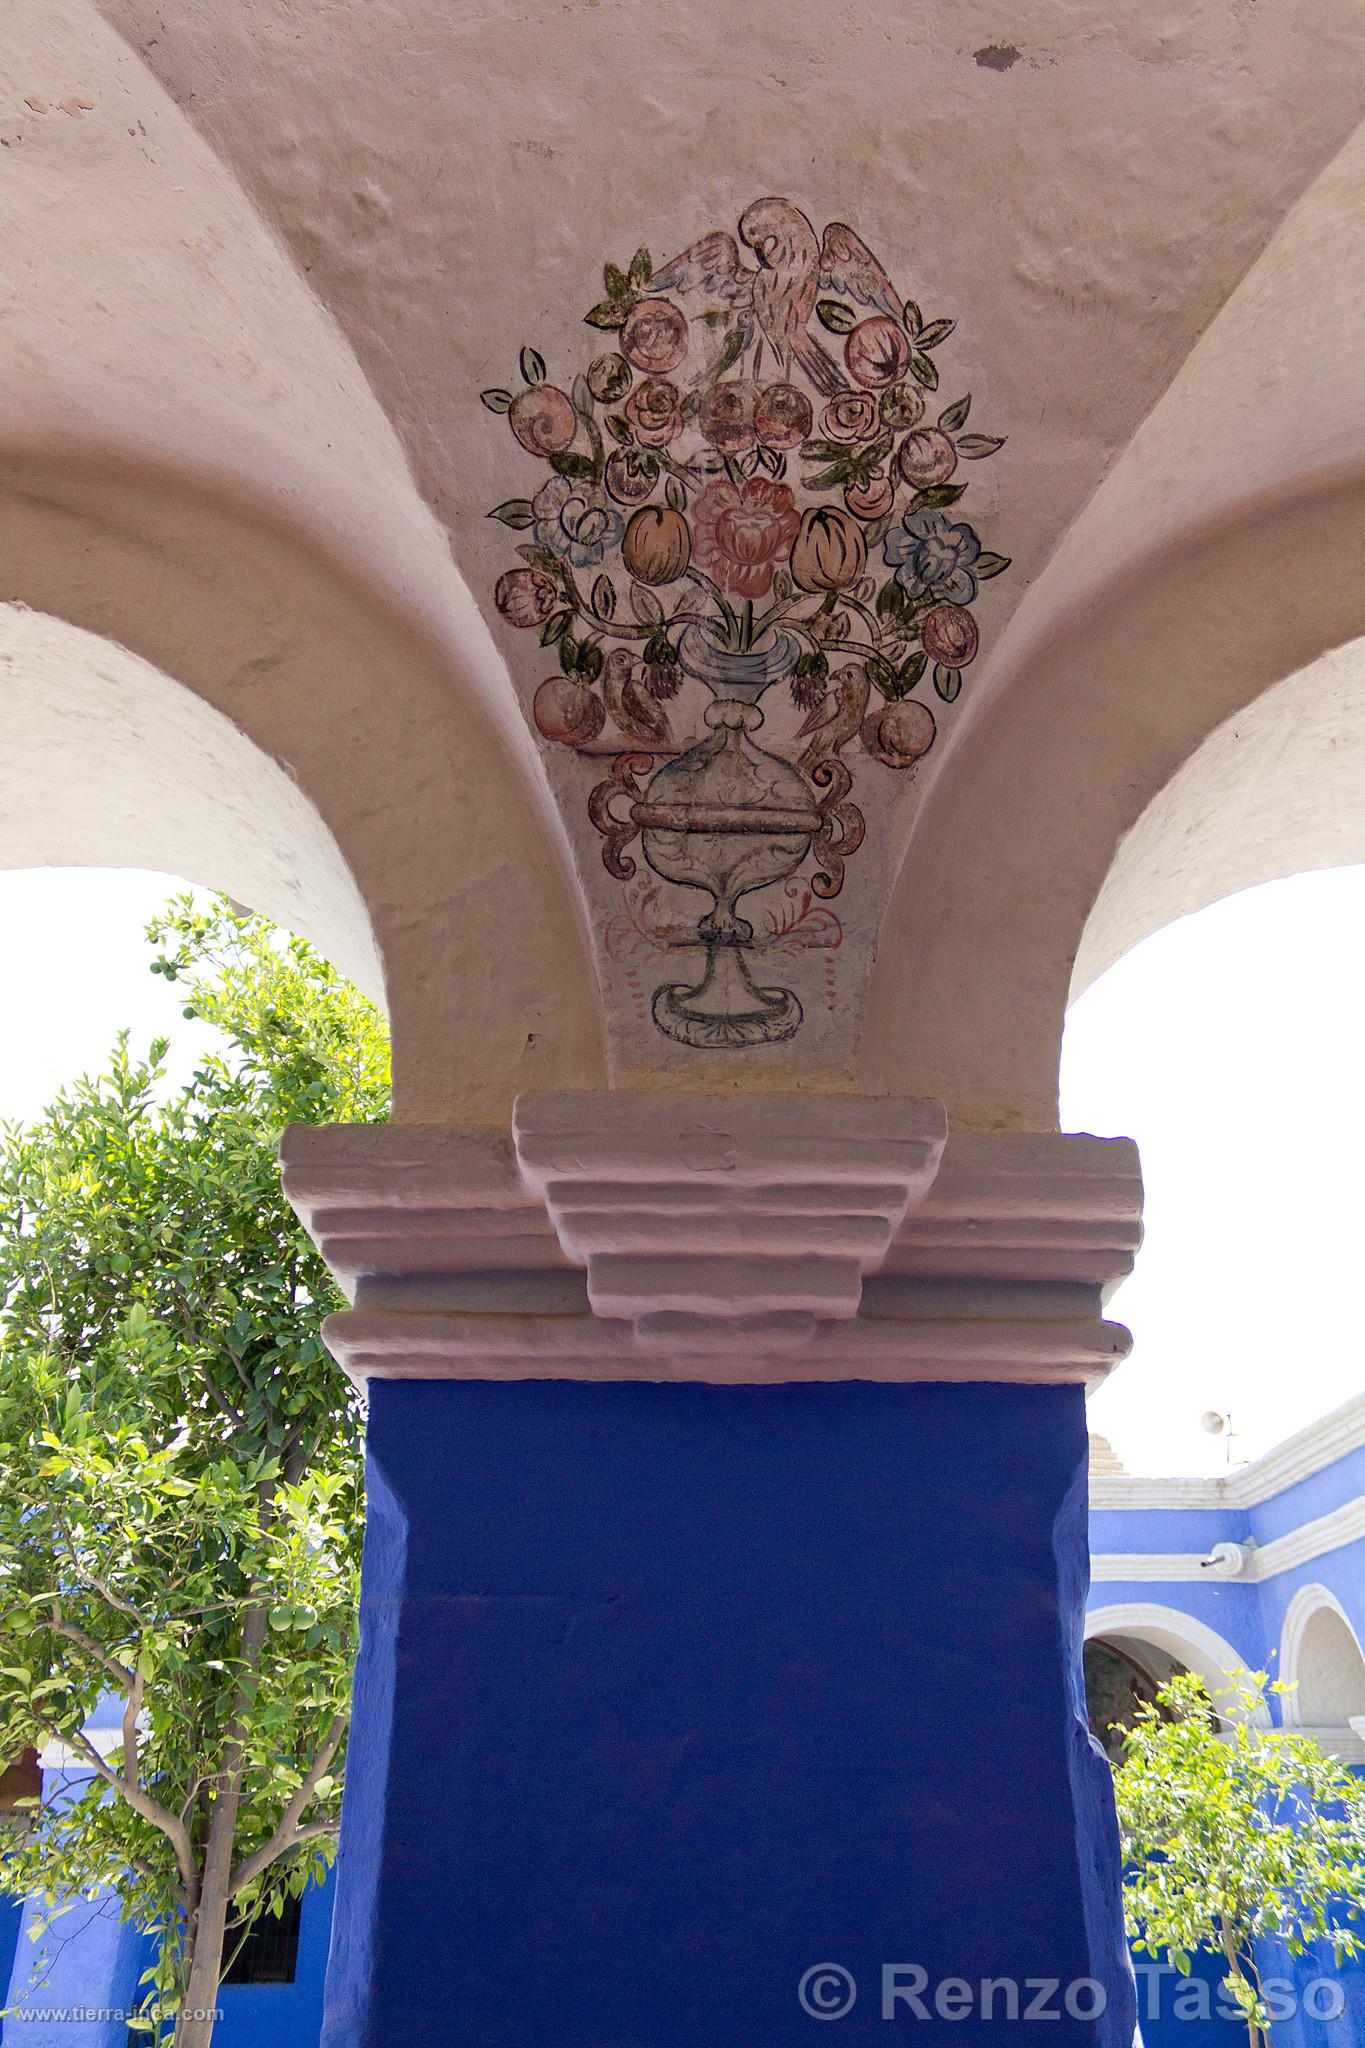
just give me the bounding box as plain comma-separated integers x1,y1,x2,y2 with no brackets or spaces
0,897,388,2043
1114,1669,1365,2045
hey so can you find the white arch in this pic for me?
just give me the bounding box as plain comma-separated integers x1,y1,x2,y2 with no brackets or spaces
1085,1603,1270,1727
1071,640,1365,998
0,603,382,998
1278,1584,1365,1728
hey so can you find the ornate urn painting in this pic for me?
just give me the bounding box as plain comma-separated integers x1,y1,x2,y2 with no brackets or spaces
483,197,1009,1049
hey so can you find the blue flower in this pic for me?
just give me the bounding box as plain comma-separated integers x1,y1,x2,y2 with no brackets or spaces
884,507,981,605
533,475,622,568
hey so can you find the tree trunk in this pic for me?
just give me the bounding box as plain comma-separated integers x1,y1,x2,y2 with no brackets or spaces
174,1600,270,2048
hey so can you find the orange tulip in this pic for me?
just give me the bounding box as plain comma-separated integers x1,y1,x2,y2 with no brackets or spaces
789,506,867,593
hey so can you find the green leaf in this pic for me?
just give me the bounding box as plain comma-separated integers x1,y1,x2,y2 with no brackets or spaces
604,261,630,299
899,648,929,689
548,451,597,481
605,412,632,446
863,652,901,697
628,246,652,287
630,582,665,625
585,301,625,330
559,634,581,675
916,317,956,349
519,346,547,386
934,663,963,702
816,299,857,335
571,373,595,418
480,388,513,414
665,474,687,514
876,581,909,624
487,500,536,529
903,299,923,336
539,610,572,646
590,575,617,621
910,483,967,512
975,552,1012,579
803,463,856,491
712,325,748,378
937,395,971,433
957,434,1006,458
908,352,940,391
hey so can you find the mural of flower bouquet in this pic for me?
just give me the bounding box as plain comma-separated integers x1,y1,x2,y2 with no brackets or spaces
483,198,1009,1048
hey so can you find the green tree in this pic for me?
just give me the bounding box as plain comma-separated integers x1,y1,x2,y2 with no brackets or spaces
0,897,388,2047
1115,1669,1365,2045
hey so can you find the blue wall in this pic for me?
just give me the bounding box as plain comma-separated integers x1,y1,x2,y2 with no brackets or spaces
1089,1417,1365,2046
214,1873,335,2048
0,1896,22,2015
324,1378,1133,2047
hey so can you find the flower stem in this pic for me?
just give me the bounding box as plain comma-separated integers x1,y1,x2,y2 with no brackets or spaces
684,566,740,645
741,598,754,652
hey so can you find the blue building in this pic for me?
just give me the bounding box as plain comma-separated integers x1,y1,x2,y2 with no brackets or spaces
1086,1403,1365,2047
6,1395,1365,2045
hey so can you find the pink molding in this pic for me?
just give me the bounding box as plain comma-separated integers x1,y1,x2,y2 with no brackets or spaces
280,1099,1141,1388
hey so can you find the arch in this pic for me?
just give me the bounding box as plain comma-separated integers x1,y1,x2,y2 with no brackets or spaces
1084,1604,1269,1727
0,604,380,998
863,469,1365,1125
863,110,1365,1125
1071,640,1365,999
0,459,607,1123
1278,1584,1365,1729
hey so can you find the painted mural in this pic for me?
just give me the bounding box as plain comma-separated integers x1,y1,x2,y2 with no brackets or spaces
484,198,1008,1048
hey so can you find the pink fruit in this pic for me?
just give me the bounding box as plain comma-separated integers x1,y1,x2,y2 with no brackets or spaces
897,428,958,490
844,316,912,391
844,474,895,522
533,676,605,749
861,698,936,767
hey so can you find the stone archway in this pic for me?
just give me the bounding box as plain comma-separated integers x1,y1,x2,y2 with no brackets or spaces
0,602,380,995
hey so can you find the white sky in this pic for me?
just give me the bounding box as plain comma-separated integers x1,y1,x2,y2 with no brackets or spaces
0,863,1361,1477
1063,865,1365,1475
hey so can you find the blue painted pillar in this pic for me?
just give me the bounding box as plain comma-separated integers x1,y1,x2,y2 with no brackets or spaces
322,1378,1133,2047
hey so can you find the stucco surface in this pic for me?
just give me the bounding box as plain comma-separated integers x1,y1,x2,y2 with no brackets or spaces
5,0,1364,1111
1072,638,1365,997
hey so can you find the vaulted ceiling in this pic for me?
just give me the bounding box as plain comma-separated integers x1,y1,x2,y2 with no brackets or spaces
5,1,1365,1122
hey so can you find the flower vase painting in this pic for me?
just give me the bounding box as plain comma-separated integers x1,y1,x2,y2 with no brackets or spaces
483,196,1009,1051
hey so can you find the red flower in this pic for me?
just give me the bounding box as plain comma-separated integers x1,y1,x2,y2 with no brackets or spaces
691,477,801,600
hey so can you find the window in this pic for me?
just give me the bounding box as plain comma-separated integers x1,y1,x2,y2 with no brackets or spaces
222,1891,303,1986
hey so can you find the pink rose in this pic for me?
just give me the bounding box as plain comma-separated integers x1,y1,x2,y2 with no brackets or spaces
921,601,979,667
508,385,577,456
821,393,879,443
692,476,801,599
624,377,683,448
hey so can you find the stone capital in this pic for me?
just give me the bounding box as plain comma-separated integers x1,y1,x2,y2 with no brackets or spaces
281,1094,1142,1387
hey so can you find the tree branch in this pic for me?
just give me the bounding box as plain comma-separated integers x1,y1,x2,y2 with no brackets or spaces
122,1666,145,1795
229,1712,347,1896
31,1712,197,1913
46,1610,135,1693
